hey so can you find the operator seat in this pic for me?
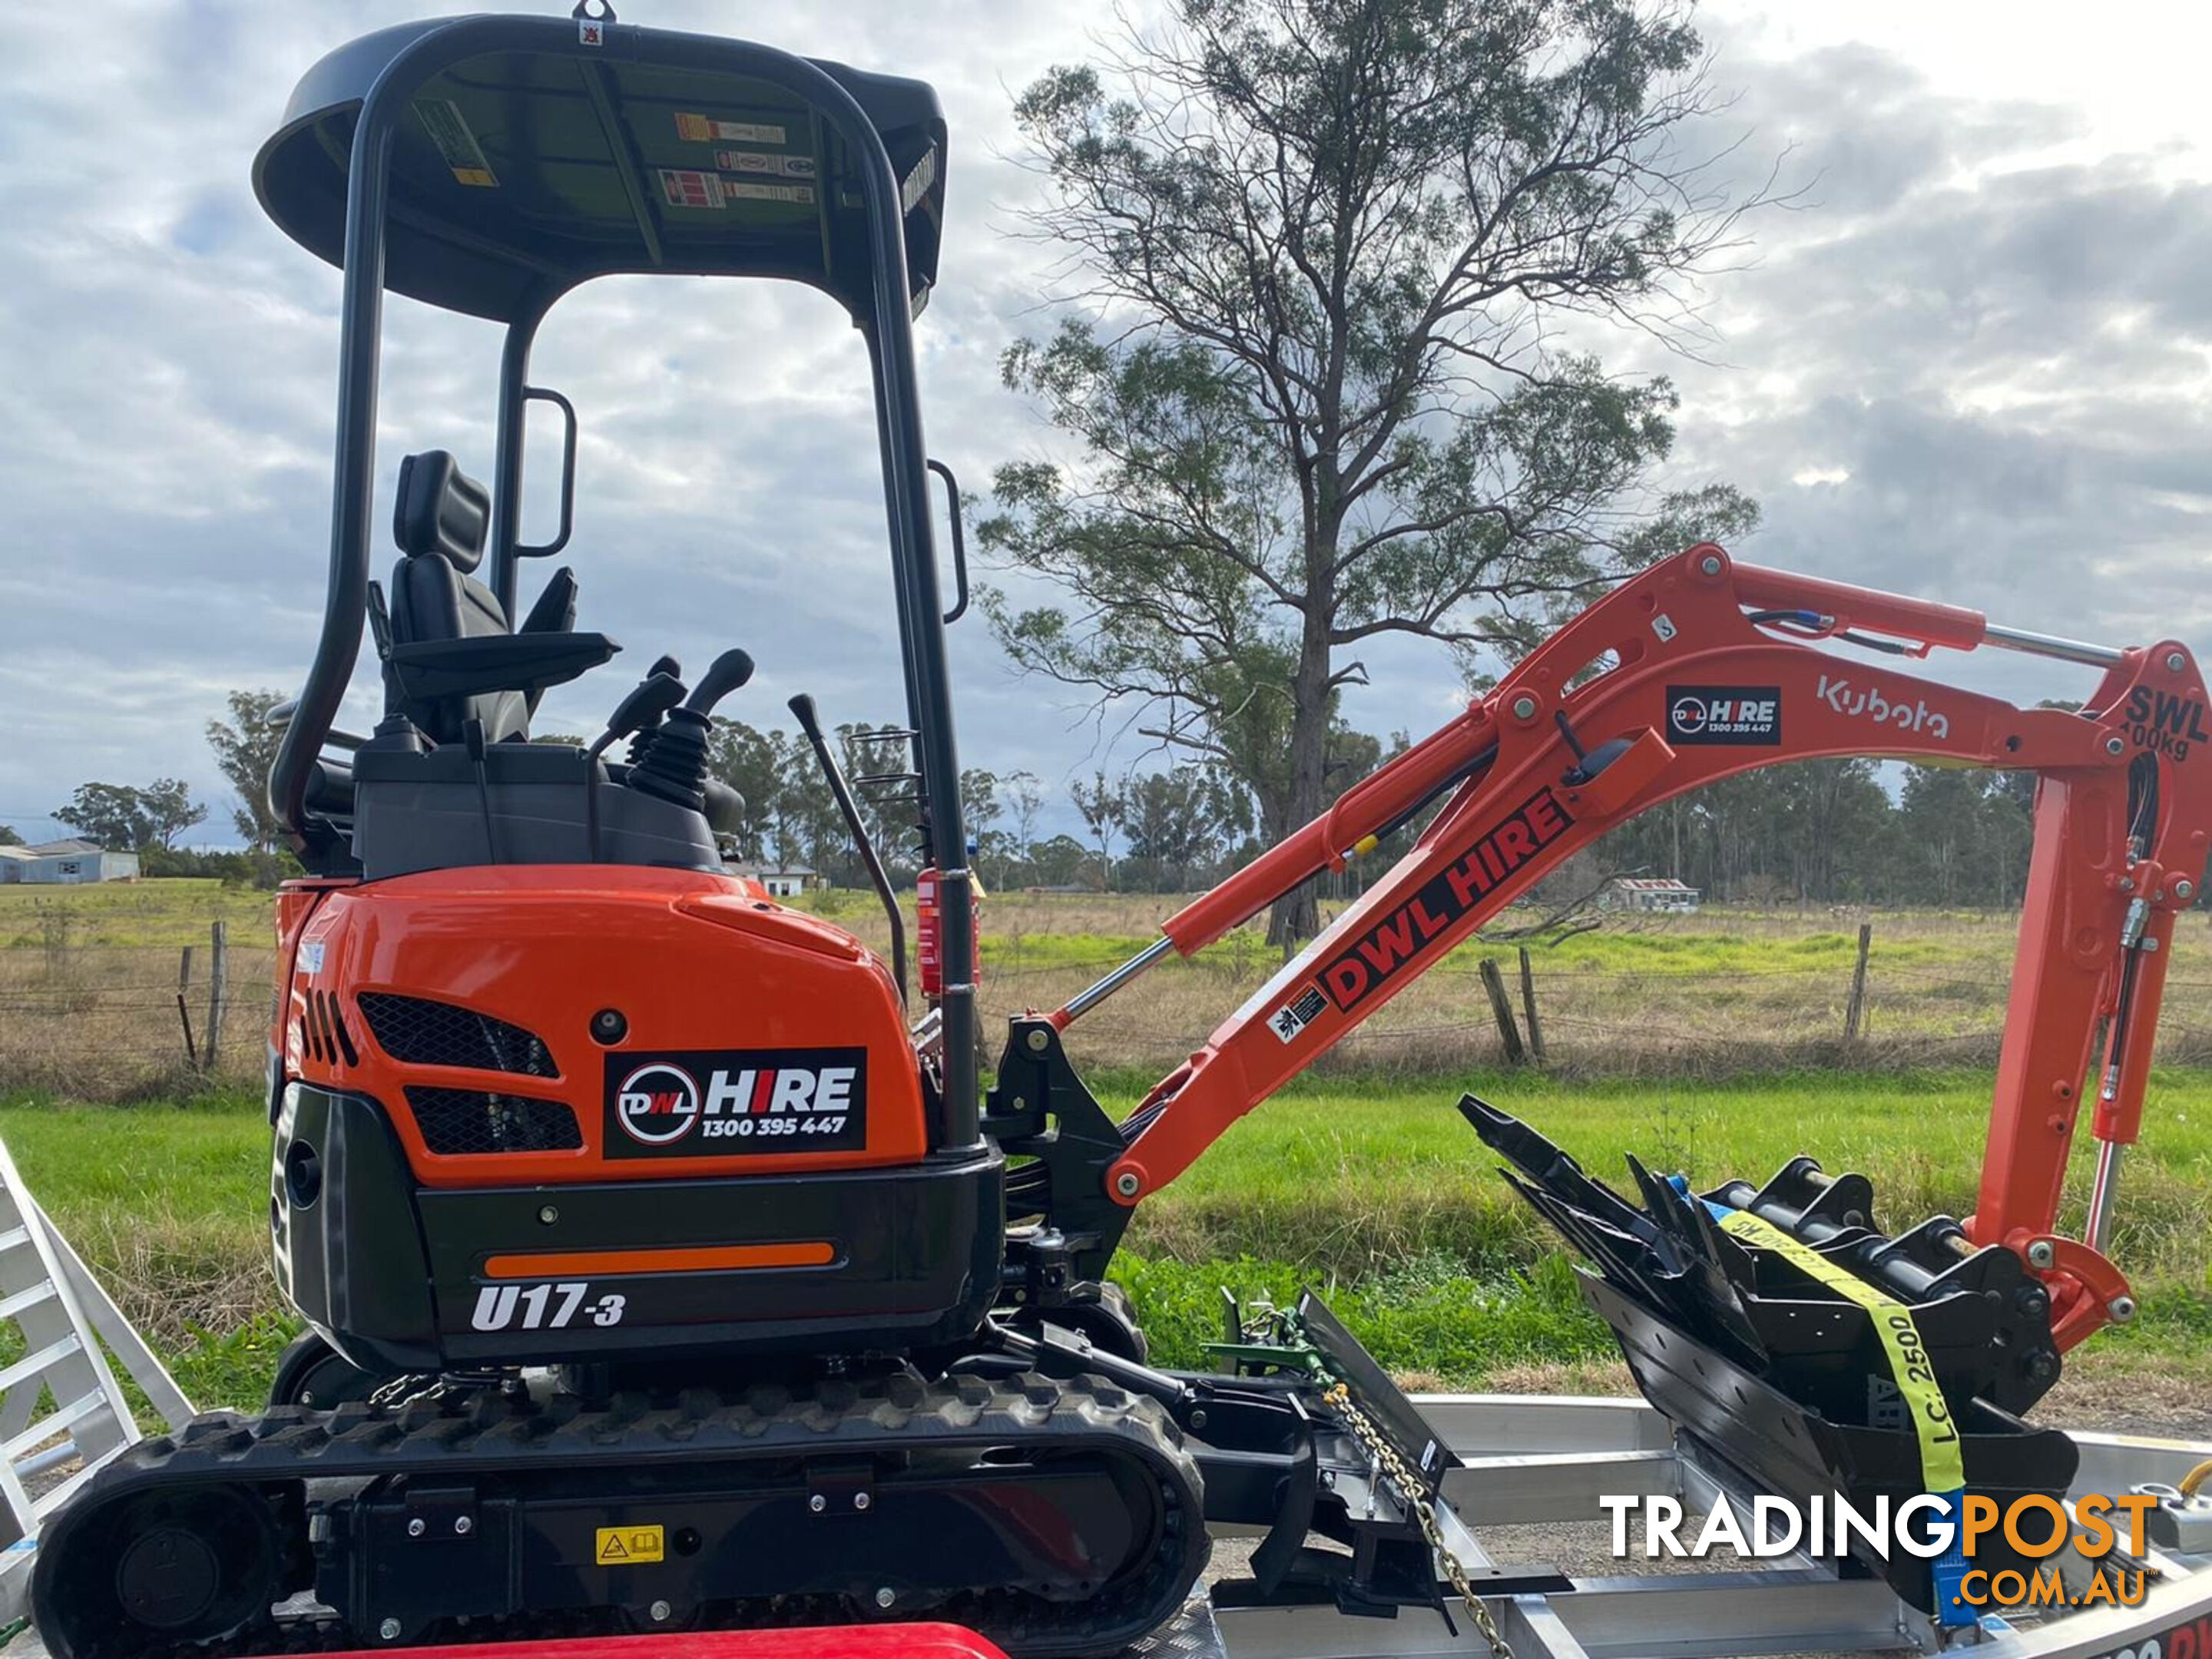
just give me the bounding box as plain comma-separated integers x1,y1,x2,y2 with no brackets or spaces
386,451,575,743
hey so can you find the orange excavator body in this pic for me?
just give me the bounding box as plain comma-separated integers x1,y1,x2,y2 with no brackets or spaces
273,866,925,1190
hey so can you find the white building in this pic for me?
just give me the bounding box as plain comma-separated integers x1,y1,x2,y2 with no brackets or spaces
16,839,141,885
732,862,817,899
1600,876,1700,915
0,846,33,883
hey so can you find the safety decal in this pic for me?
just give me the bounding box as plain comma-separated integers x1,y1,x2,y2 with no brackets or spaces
675,113,789,145
901,147,939,213
1320,788,1574,1012
1268,983,1328,1045
716,150,817,179
657,169,816,210
659,168,725,210
594,1525,664,1565
604,1048,866,1157
1666,686,1781,746
724,180,815,204
414,100,498,188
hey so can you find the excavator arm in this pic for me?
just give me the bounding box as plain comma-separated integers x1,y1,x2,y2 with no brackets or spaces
1051,544,2211,1349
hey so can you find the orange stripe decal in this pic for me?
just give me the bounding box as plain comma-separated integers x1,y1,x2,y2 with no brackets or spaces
483,1242,836,1280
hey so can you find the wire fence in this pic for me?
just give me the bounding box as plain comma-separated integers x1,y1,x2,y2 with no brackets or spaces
5,919,2210,1098
0,927,274,1094
968,925,2212,1078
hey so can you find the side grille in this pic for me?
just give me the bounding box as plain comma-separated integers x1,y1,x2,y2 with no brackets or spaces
299,989,358,1068
406,1088,583,1156
357,994,558,1078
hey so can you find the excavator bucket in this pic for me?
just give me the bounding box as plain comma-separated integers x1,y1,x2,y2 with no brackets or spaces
1464,1098,2081,1619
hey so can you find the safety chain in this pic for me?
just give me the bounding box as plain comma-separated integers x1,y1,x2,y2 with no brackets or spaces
1322,1381,1514,1659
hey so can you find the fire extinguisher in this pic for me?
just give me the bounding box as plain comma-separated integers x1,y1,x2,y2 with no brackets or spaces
916,861,982,999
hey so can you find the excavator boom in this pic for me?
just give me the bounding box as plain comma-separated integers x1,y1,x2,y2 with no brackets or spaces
1060,543,2210,1349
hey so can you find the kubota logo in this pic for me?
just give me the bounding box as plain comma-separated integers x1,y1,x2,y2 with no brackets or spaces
604,1048,869,1157
1816,674,1952,740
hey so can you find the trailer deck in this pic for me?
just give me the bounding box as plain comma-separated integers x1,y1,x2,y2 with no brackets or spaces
15,1392,2207,1659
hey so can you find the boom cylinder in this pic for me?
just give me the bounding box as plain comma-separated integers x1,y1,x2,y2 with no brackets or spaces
1157,705,1500,958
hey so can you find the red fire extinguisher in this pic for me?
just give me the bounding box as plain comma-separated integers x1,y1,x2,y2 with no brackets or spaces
916,864,982,998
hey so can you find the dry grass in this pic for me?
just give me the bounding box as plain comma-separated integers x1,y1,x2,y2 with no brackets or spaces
957,895,2212,1081
8,881,2212,1098
68,1206,272,1353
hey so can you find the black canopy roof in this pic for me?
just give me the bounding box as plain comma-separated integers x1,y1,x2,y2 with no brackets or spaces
253,16,948,326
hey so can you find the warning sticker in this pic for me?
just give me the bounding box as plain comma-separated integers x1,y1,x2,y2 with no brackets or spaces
715,150,818,180
726,180,815,204
675,112,788,145
659,169,725,210
595,1525,664,1565
415,99,498,188
1268,984,1327,1045
657,169,816,210
901,147,939,214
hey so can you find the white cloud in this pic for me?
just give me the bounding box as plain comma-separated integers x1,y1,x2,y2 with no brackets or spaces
4,2,2210,843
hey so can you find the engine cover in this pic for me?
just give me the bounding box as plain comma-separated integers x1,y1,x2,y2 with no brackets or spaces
267,867,1001,1373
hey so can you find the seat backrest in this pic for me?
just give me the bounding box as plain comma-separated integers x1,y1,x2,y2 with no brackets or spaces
386,451,529,744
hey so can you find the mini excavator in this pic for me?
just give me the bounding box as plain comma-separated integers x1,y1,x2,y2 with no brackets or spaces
31,8,2211,1657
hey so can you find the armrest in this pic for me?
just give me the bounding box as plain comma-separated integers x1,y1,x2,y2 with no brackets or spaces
519,567,578,634
389,631,621,703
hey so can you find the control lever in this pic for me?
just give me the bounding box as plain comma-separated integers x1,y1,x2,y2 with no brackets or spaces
366,582,395,662
587,670,686,863
682,648,757,717
463,717,499,863
624,655,684,767
628,648,755,813
791,693,906,1006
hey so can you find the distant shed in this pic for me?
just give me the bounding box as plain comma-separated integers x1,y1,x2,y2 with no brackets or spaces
730,862,818,899
19,839,140,885
1601,876,1700,915
0,847,33,884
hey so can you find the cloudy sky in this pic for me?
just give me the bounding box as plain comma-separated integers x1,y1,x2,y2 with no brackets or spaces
3,0,2210,846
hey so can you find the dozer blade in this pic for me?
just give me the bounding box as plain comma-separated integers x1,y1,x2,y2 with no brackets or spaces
1293,1289,1462,1494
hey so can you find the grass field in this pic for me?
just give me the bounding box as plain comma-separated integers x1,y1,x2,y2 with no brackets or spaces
1,879,2206,1429
4,1066,2205,1422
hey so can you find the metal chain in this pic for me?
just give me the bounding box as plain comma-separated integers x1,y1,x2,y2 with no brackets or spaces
1323,1382,1513,1658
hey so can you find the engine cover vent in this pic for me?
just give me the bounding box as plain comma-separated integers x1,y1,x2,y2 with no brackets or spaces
299,990,359,1068
406,1087,582,1155
358,993,558,1078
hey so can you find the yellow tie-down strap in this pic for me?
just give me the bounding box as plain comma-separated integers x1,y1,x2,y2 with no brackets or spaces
1715,1207,1965,1496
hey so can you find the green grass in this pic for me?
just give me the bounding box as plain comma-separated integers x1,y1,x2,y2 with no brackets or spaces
3,1066,2206,1406
0,879,270,949
1102,1067,2212,1384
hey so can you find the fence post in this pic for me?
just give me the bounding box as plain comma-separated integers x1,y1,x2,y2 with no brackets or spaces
1517,946,1548,1065
1843,921,1873,1041
175,945,198,1068
1479,957,1527,1065
204,921,228,1073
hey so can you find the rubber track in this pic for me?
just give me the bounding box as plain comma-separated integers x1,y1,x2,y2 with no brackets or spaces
34,1372,1208,1659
